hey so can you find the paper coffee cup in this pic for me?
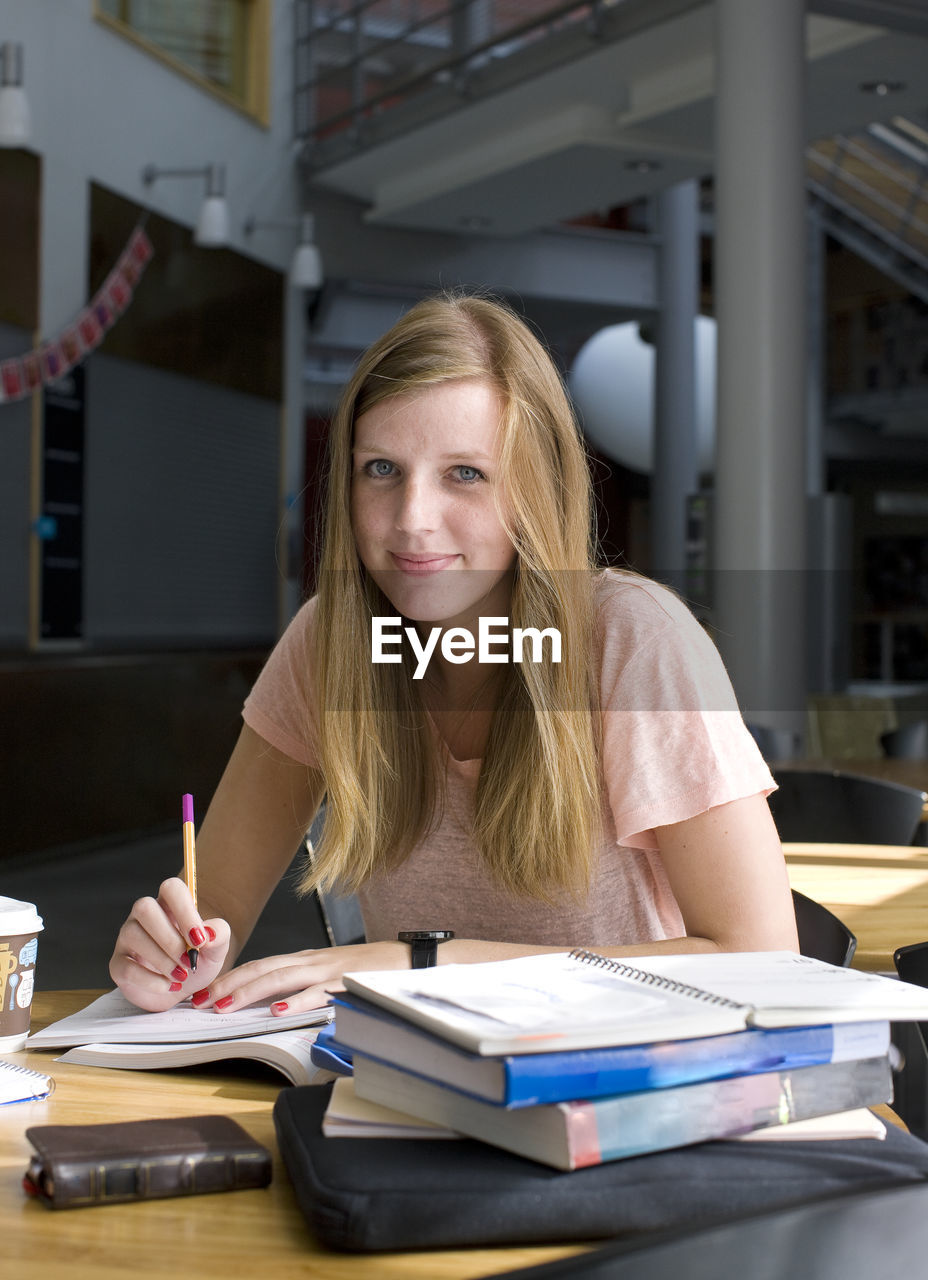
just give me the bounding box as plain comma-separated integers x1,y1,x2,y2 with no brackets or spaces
0,896,43,1052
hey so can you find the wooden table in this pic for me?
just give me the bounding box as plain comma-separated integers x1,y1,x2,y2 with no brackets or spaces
0,992,587,1280
785,842,928,972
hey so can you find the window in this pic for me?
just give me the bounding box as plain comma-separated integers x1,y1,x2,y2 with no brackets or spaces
96,0,269,120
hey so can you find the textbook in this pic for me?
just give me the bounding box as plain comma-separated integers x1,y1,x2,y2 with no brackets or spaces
341,949,928,1056
56,1027,337,1087
352,1053,894,1170
322,1076,887,1145
26,987,332,1050
322,1076,459,1139
332,994,890,1106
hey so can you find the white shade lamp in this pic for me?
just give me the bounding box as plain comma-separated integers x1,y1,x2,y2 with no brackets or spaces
0,42,31,147
142,162,230,247
245,211,324,290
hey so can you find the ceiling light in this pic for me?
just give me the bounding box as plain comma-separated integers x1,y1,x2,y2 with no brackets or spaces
859,81,906,96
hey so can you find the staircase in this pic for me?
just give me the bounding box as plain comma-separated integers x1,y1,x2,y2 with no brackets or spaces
807,116,928,305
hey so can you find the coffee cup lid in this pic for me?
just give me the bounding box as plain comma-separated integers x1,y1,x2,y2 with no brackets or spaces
0,895,43,935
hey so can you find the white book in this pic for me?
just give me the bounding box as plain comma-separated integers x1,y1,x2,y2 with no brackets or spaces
322,1076,459,1138
341,949,928,1056
26,988,332,1049
55,1027,335,1087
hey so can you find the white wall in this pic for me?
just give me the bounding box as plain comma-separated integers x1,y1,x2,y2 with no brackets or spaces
7,1,304,333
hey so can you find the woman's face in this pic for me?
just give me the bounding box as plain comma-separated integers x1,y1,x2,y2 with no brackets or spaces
351,379,517,630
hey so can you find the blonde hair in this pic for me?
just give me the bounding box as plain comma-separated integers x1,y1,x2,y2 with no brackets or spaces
303,293,600,901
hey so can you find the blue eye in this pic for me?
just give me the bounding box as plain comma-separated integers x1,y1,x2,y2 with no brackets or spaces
454,465,484,483
366,459,395,478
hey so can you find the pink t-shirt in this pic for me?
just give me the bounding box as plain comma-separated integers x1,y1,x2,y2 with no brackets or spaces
242,571,774,947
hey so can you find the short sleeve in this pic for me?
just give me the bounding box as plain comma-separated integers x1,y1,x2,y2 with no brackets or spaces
596,574,774,849
242,597,320,766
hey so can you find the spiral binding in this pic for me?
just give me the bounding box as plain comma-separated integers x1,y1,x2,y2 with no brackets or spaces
569,948,744,1009
0,1060,55,1103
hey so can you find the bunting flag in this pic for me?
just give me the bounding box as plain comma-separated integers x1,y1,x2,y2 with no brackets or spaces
0,225,154,406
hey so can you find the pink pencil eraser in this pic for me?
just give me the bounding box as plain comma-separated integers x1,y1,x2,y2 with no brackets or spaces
182,793,194,824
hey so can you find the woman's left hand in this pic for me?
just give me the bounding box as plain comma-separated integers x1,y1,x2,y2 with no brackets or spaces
187,941,412,1016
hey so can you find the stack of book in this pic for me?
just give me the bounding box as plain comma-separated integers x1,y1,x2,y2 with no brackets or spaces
328,949,928,1170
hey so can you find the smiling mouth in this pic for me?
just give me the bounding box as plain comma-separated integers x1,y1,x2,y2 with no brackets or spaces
390,553,459,575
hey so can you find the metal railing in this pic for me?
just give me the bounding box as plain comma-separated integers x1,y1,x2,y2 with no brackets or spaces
294,0,625,165
806,117,928,273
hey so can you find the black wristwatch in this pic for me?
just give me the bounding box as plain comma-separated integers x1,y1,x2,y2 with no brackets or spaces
397,930,455,969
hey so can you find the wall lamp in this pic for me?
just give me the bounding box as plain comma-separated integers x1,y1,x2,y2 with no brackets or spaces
0,42,30,147
244,212,324,289
141,162,230,247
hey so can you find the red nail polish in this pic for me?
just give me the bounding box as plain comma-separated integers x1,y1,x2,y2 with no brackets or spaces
169,982,183,992
191,988,210,1006
271,1001,289,1015
214,995,235,1011
171,965,187,982
179,953,192,970
189,927,207,947
205,925,217,942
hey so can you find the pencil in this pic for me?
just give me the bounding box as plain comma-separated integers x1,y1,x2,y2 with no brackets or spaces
182,792,199,971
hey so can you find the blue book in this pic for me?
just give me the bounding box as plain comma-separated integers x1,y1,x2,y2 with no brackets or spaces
333,993,889,1108
310,1023,354,1076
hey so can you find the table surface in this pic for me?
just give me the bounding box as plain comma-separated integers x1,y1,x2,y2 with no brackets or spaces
3,860,919,1279
0,991,588,1280
784,841,928,971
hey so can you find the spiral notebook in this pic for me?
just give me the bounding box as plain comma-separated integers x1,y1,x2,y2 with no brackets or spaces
340,948,928,1055
0,1060,54,1105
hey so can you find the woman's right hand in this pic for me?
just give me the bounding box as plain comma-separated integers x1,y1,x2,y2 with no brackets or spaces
109,876,232,1012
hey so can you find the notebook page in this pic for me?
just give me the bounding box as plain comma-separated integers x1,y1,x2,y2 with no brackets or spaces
621,951,928,1022
0,1060,54,1104
26,988,332,1048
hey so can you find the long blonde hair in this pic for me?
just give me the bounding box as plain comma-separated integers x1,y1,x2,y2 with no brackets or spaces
303,293,601,901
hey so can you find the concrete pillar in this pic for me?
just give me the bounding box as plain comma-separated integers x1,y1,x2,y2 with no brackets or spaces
806,209,826,500
279,279,307,633
652,179,700,584
713,0,808,731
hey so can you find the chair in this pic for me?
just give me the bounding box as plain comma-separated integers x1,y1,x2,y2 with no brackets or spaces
769,769,927,845
481,1182,928,1280
881,721,928,759
305,808,366,946
791,889,856,967
746,722,802,762
892,940,928,1138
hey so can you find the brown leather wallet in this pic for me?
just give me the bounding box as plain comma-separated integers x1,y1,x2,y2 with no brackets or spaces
24,1114,272,1208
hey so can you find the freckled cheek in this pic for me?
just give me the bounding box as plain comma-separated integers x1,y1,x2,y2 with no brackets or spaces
351,491,391,547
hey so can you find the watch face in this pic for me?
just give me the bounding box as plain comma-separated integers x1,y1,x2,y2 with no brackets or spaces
398,931,454,943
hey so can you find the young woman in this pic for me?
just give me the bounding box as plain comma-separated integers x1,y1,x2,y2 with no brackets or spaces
110,294,798,1015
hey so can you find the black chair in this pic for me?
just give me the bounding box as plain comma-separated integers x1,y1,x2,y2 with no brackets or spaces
482,1181,928,1280
892,941,928,1138
881,721,928,759
792,889,856,966
746,722,801,762
769,769,927,846
305,807,366,946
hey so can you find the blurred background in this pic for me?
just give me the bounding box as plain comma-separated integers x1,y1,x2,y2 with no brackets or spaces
3,0,928,983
